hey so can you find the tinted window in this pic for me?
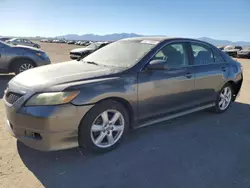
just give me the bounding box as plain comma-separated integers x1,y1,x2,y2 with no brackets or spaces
235,46,242,50
25,39,32,43
152,43,189,68
191,44,214,65
213,50,226,63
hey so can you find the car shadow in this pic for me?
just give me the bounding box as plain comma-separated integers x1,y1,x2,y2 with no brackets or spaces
0,74,14,98
17,102,250,188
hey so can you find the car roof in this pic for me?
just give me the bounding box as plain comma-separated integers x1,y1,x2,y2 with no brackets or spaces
121,36,175,42
120,36,212,45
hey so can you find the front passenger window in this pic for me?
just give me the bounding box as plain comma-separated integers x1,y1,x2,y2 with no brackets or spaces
152,43,189,69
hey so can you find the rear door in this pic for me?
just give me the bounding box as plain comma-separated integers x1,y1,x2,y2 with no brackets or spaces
190,42,228,104
14,39,22,45
138,42,196,120
23,39,33,47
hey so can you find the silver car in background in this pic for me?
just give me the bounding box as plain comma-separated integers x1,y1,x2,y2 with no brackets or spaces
0,41,50,74
7,38,41,48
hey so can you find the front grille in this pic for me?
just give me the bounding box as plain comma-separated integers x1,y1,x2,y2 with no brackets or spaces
5,92,23,105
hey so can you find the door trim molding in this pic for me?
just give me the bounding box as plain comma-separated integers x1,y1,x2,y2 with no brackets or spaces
135,103,215,129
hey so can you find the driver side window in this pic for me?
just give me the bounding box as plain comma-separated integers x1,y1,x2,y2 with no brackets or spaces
152,43,189,69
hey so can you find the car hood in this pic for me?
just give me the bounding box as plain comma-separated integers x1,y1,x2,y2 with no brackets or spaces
10,60,123,92
70,47,95,53
14,45,43,52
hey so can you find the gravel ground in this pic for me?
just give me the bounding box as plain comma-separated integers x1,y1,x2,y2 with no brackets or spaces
0,42,250,188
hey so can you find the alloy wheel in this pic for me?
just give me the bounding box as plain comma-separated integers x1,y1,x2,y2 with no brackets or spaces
90,110,125,148
19,63,34,73
218,86,232,110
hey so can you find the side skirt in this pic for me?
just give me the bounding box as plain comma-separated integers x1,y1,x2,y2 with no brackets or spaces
135,103,215,129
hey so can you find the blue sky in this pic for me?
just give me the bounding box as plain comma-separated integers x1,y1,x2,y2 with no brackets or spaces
0,0,250,41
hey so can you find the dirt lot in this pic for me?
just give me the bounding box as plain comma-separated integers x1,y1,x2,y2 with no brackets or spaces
0,42,250,188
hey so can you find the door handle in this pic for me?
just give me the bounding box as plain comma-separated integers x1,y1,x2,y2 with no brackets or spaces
221,67,228,72
185,72,192,79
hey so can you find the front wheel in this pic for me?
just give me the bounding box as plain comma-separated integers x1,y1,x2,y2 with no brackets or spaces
78,100,129,153
212,84,233,113
13,60,34,75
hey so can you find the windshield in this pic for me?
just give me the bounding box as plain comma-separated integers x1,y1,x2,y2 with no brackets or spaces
83,40,157,68
0,40,12,47
224,45,234,50
8,38,16,42
86,43,102,49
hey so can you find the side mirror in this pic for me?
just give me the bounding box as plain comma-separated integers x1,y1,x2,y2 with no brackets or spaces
146,59,168,70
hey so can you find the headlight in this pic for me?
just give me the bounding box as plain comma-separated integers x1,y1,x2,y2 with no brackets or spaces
25,91,79,106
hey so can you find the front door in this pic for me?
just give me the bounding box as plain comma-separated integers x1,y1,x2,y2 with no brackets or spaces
138,42,196,120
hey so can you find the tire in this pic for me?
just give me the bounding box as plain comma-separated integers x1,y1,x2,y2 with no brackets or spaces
78,100,129,153
12,59,35,75
211,83,233,113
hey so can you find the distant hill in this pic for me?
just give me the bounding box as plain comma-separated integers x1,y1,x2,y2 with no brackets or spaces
56,33,250,46
197,37,250,46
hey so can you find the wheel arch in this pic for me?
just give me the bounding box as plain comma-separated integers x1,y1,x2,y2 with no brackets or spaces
99,97,135,127
225,79,243,101
8,57,37,72
78,97,135,130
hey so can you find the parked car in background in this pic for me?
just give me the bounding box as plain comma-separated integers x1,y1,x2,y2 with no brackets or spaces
0,37,12,42
79,41,90,46
40,39,49,42
75,41,82,45
237,47,250,58
70,41,110,59
223,45,242,57
67,40,76,44
58,40,67,43
217,45,225,50
0,41,50,74
4,37,243,153
6,38,41,48
52,39,60,43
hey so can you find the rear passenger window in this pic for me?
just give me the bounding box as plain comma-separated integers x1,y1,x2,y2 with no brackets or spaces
213,51,226,63
152,43,189,69
191,44,214,65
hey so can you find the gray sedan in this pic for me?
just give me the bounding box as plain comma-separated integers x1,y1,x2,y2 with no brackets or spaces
0,41,50,74
4,37,243,153
6,38,41,48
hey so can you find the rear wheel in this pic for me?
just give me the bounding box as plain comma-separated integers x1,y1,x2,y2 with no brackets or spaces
212,83,233,113
12,59,35,75
78,100,129,153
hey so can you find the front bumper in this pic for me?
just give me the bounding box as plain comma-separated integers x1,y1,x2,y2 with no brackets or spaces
5,103,93,151
70,54,80,60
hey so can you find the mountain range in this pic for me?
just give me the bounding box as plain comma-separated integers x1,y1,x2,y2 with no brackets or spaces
56,33,250,46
